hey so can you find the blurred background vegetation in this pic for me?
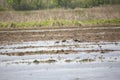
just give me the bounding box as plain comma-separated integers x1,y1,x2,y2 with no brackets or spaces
0,0,120,10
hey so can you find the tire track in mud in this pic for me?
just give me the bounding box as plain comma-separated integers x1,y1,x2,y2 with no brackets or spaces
0,26,120,33
0,26,120,45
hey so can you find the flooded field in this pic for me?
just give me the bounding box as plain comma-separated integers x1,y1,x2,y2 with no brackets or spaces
0,26,120,80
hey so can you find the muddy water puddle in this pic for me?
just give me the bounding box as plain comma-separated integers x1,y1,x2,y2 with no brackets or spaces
0,40,120,65
0,39,120,80
1,51,120,65
0,40,120,54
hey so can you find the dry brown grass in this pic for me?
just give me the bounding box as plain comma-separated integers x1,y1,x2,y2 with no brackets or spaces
0,5,120,23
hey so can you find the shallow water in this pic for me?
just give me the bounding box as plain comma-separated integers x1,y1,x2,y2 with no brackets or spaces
0,62,120,80
0,40,120,65
0,39,120,80
0,40,120,54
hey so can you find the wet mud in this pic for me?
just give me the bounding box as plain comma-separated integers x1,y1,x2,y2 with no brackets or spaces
0,26,120,80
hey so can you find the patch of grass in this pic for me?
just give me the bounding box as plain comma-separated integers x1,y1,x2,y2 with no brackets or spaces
0,18,120,28
0,6,8,11
81,18,120,26
0,22,9,28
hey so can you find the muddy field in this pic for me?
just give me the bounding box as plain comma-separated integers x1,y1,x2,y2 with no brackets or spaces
0,26,120,80
0,26,120,44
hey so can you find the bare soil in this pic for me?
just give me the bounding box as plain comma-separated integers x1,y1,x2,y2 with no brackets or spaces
0,26,120,45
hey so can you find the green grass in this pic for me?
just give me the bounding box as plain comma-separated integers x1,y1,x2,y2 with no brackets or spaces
0,22,10,28
0,6,8,11
81,18,120,26
0,18,120,28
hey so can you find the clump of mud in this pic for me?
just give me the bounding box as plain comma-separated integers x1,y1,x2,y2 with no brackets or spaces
33,59,57,64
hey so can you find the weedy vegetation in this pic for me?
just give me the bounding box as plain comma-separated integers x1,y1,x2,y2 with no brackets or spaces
0,18,120,28
0,1,120,29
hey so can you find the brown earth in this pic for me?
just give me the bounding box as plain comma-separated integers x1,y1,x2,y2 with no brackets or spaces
0,25,120,45
0,5,120,45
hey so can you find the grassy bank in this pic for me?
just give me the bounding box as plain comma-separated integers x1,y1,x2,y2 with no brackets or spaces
0,5,120,28
0,18,120,28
